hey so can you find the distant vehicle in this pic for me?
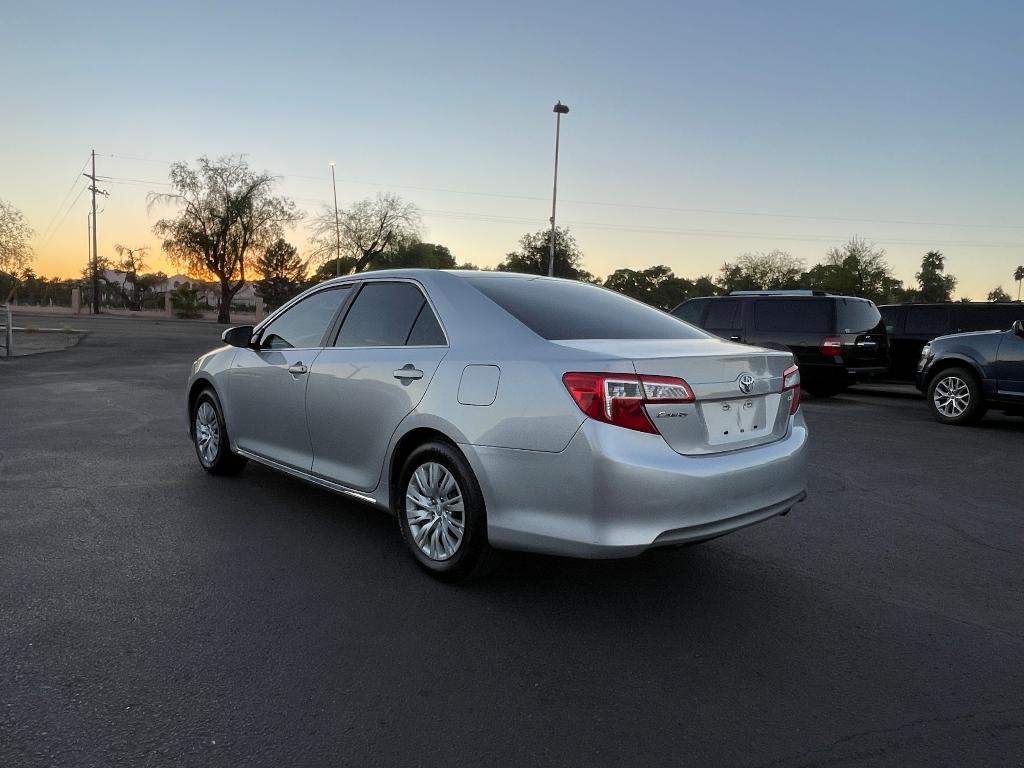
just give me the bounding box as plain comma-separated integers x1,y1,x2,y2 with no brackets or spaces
672,291,888,397
916,320,1024,425
186,271,808,581
880,302,1024,380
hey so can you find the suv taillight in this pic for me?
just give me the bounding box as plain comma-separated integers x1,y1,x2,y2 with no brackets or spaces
562,372,695,434
782,364,801,414
820,336,842,356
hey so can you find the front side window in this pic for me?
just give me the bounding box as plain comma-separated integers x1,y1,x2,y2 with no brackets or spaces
704,299,742,330
672,299,707,325
335,282,445,347
904,306,949,336
259,287,349,349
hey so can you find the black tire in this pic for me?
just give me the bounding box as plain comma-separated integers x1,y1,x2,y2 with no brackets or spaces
191,388,248,475
395,441,498,582
926,367,987,426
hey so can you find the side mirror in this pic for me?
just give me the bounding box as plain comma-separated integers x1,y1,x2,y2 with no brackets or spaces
1013,319,1024,337
222,325,254,348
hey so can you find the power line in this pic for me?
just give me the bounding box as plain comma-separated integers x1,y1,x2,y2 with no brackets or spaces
102,151,1024,232
40,155,92,241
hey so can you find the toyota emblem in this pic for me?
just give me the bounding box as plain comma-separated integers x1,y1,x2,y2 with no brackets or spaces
738,374,755,394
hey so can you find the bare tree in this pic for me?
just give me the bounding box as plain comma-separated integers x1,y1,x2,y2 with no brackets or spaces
149,155,300,323
114,244,149,305
308,192,422,274
719,250,805,291
0,199,35,300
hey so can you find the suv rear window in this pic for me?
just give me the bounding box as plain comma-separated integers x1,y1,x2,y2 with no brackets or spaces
837,299,882,333
465,277,704,340
753,299,831,333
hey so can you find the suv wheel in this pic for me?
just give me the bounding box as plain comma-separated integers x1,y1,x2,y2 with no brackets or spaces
927,367,986,426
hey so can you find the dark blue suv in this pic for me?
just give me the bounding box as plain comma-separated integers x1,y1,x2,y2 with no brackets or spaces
916,319,1024,425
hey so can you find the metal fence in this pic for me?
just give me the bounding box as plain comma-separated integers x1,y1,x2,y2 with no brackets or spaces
0,303,11,357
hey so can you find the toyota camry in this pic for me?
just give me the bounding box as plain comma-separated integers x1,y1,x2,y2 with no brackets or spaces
187,270,808,580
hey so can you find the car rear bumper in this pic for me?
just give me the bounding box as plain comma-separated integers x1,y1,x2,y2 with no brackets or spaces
460,413,808,558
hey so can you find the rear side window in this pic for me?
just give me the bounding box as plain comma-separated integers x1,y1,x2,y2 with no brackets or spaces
904,306,950,336
704,299,742,329
754,299,831,333
672,299,707,325
335,282,444,347
465,277,704,340
838,299,882,333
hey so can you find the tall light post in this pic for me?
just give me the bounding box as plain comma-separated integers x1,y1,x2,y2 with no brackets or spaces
548,101,570,277
329,161,342,277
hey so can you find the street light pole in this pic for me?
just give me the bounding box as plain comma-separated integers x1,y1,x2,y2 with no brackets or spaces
329,162,341,278
548,101,570,277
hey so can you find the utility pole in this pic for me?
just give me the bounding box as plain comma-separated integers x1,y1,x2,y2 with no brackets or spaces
83,150,108,314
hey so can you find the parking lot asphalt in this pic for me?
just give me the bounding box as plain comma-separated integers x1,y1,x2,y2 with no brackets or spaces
2,311,1022,768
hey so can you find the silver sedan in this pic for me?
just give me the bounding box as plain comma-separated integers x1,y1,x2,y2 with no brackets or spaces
187,270,808,580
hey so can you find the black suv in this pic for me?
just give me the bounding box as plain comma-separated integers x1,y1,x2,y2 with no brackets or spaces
916,319,1024,425
672,291,888,396
879,302,1024,380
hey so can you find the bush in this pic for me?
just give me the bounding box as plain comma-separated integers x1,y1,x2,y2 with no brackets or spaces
171,286,202,319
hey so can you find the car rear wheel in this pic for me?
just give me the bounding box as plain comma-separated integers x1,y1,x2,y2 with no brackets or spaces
927,367,986,426
192,389,248,475
396,441,497,581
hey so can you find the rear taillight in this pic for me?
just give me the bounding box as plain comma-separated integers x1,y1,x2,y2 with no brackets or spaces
820,336,842,356
782,364,801,415
562,372,695,433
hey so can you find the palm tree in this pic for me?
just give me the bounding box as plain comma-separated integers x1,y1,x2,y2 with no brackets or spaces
1015,265,1024,301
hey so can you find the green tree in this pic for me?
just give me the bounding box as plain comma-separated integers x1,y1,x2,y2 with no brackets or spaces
375,241,456,270
0,199,35,301
150,155,300,323
496,227,596,282
255,238,305,310
604,265,694,309
307,193,421,274
802,237,903,303
1014,266,1024,301
987,285,1011,303
719,250,804,292
915,250,957,302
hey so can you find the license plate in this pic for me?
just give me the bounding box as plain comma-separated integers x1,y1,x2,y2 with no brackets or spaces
700,396,770,445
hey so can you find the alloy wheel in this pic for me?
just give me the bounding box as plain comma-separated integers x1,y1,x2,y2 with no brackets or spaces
933,375,970,418
405,462,465,561
195,401,221,465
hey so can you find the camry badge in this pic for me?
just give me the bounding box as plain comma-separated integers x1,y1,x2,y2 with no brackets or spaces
738,374,756,394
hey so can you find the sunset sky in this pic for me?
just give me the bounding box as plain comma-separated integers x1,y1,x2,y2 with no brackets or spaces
3,0,1023,298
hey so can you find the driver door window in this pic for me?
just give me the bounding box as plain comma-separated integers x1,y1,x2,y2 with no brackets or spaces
260,287,350,349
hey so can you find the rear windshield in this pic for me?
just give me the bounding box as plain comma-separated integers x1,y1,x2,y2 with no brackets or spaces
837,299,882,333
753,299,832,333
465,277,705,340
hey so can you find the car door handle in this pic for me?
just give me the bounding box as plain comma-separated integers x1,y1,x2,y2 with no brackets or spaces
287,363,309,376
729,335,742,342
393,365,424,381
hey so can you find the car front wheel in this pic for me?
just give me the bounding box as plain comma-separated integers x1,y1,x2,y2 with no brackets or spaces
191,389,248,475
927,367,986,426
396,441,497,581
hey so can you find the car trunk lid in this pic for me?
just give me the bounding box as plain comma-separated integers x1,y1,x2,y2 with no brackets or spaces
553,339,795,455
